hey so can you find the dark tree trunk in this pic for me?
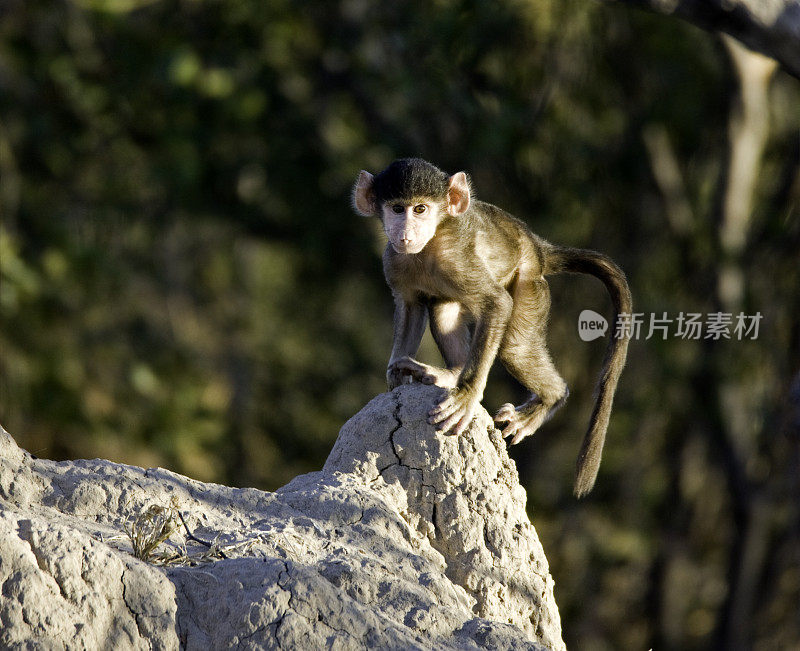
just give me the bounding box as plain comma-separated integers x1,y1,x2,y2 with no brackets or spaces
608,0,800,78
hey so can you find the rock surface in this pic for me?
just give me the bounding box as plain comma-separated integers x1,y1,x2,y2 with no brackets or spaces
0,384,564,650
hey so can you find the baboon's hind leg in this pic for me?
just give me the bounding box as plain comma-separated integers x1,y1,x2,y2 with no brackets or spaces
494,274,568,444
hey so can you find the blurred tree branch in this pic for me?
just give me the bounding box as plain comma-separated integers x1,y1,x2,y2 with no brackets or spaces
717,36,777,309
643,124,694,237
608,0,800,78
711,38,782,651
640,20,796,648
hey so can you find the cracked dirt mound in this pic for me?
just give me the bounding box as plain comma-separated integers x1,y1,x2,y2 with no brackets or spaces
0,383,563,650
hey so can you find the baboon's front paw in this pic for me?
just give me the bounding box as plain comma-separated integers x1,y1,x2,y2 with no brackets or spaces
386,366,410,390
388,356,439,386
387,362,408,389
427,388,481,436
386,371,402,390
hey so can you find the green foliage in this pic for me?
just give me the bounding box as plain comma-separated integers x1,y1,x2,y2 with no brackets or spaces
1,0,798,648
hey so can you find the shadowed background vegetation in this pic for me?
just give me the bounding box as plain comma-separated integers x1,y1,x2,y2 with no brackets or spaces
1,0,798,648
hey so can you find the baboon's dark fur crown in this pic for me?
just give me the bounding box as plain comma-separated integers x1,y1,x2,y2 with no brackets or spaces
372,158,450,203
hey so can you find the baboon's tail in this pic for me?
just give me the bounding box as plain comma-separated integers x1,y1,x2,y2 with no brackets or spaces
545,245,632,498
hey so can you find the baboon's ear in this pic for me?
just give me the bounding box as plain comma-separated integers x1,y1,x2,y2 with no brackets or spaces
352,171,377,216
446,172,471,216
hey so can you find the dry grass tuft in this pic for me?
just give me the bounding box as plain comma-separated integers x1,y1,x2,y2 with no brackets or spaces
123,497,180,562
119,496,255,566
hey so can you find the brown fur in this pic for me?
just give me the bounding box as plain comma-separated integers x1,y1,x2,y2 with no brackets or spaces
354,159,631,497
